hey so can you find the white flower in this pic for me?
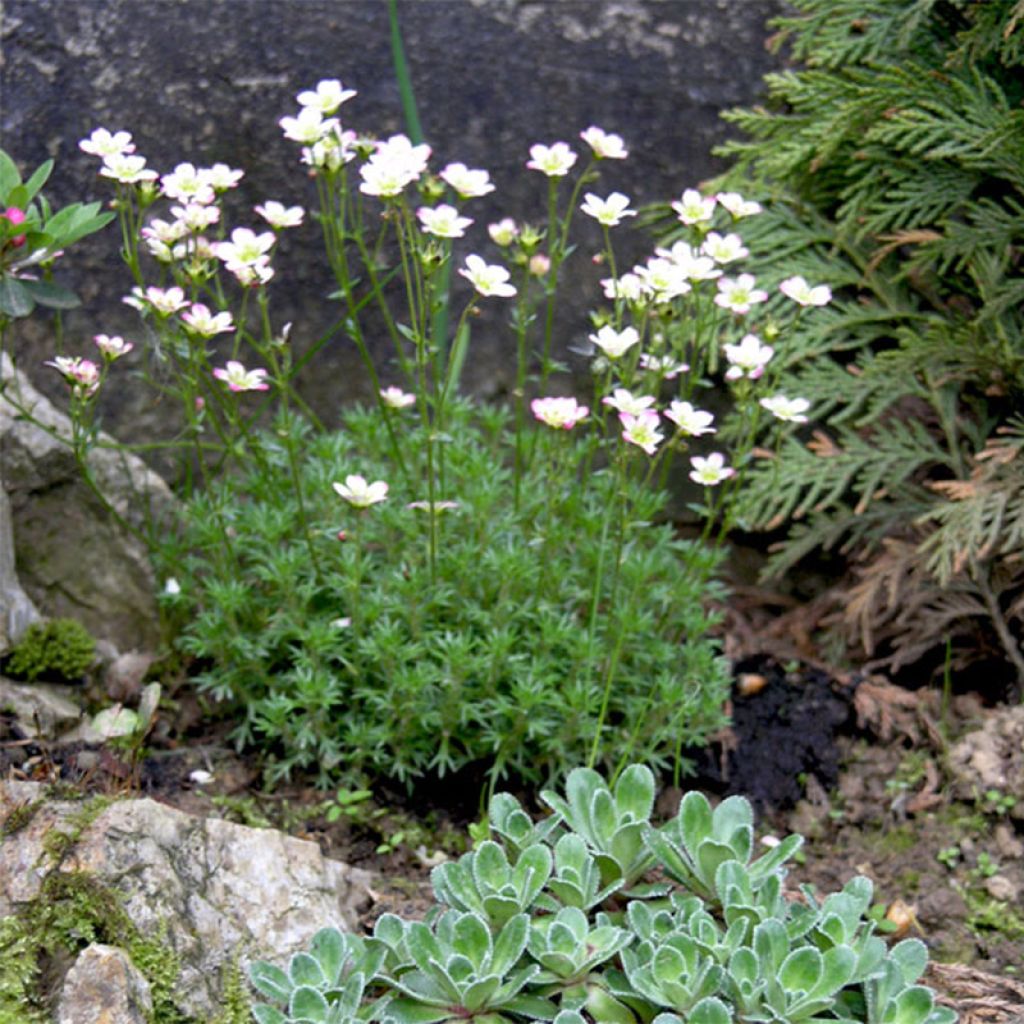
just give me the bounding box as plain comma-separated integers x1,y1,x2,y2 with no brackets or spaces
255,201,305,229
620,410,664,456
216,227,276,269
417,204,473,239
458,254,517,298
589,324,640,359
160,163,215,205
280,107,339,145
601,272,647,302
189,769,214,785
760,395,811,423
124,285,189,316
671,188,716,225
779,275,832,307
636,258,691,303
202,163,244,191
690,452,735,486
297,79,356,114
231,261,275,288
602,388,656,416
141,218,188,245
380,386,416,408
531,396,589,430
580,126,628,160
440,162,494,198
99,153,158,184
655,241,721,282
715,274,768,314
333,474,389,507
302,128,358,171
716,191,762,218
163,577,182,596
724,333,774,380
358,135,431,198
169,202,221,231
213,361,270,392
702,231,749,264
488,218,519,247
79,128,135,157
580,191,636,227
526,142,577,177
666,400,715,436
44,355,101,396
181,303,235,337
638,353,688,378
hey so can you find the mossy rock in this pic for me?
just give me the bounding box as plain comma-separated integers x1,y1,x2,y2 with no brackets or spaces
3,619,96,683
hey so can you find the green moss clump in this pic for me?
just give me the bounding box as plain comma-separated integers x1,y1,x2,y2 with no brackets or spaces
4,619,96,683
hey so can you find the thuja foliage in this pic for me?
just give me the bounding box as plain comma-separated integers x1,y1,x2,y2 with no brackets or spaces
4,617,96,683
249,764,955,1024
706,0,1024,682
162,401,728,787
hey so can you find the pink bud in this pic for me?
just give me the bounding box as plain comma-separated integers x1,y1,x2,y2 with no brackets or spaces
336,530,348,542
2,207,27,248
194,396,205,412
529,253,551,276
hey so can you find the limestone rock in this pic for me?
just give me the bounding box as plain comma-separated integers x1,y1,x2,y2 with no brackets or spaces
0,354,175,651
57,944,153,1024
0,675,83,738
0,482,41,653
948,705,1024,820
0,780,374,1020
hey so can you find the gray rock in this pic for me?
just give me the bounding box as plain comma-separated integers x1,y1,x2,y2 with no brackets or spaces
57,944,153,1024
0,353,175,651
1,0,782,469
949,704,1024,820
0,675,83,738
0,780,375,1020
0,482,41,653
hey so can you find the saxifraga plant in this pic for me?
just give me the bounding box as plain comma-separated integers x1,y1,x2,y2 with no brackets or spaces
699,0,1024,688
249,764,956,1024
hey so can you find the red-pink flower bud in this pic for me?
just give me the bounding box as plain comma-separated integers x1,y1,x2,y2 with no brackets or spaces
2,206,27,247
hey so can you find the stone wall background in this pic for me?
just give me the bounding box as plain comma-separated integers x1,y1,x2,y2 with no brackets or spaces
1,0,783,458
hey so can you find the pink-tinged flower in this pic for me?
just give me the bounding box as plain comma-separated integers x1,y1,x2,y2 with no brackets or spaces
380,386,416,409
1,207,27,248
407,500,460,513
724,333,774,380
160,163,215,205
440,162,494,198
124,285,189,316
216,227,276,269
333,474,388,507
44,355,101,396
99,153,158,184
702,231,749,264
488,218,518,247
716,191,762,218
417,204,473,239
458,254,517,298
202,163,245,191
671,188,716,225
636,258,691,303
531,396,589,430
690,452,735,485
529,253,551,276
620,410,663,455
93,334,133,360
231,261,275,288
760,394,811,423
580,191,636,227
141,218,189,245
655,241,720,282
254,201,305,229
666,400,715,436
169,202,221,231
280,107,339,145
580,126,628,160
601,272,646,302
779,275,832,307
79,128,135,157
638,353,688,378
181,303,235,337
715,274,768,314
297,79,357,114
526,142,577,177
602,388,656,416
589,324,640,359
213,360,270,392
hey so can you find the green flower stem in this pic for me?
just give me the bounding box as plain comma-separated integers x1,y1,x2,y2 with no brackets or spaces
511,264,535,511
